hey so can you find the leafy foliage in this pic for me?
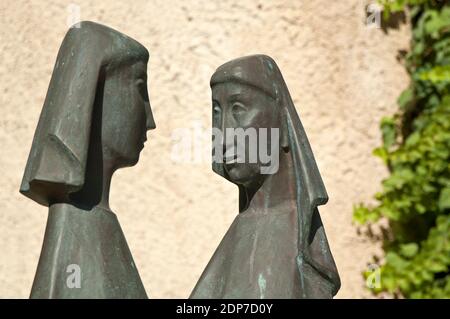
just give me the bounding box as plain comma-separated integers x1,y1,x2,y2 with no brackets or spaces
354,0,450,298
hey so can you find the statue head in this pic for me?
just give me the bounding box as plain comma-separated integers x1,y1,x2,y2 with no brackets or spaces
210,55,328,206
20,21,155,206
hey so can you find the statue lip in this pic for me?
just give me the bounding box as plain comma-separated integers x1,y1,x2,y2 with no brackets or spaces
140,136,147,149
224,153,239,164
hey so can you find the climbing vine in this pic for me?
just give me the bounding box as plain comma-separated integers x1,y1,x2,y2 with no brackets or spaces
354,0,450,298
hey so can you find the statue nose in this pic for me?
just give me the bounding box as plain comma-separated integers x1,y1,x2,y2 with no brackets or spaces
145,101,156,130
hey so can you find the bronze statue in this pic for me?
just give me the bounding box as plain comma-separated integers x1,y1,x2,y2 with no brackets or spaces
20,21,154,298
191,55,340,299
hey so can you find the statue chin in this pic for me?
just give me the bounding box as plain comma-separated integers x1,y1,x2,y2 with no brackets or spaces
122,153,141,168
107,148,142,170
224,163,251,184
224,162,265,186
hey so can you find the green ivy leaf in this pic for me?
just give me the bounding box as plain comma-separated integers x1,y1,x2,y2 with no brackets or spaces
397,87,414,109
380,117,397,148
400,243,419,258
419,65,450,83
373,147,389,163
438,188,450,210
355,0,450,299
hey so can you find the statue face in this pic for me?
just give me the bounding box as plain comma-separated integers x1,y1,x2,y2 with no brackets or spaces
102,61,155,168
212,81,280,185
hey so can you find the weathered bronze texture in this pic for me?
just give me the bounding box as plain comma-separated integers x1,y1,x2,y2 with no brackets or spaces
191,55,341,299
20,21,154,298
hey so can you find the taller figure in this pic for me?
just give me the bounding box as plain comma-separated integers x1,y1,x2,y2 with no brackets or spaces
191,55,340,299
20,21,155,298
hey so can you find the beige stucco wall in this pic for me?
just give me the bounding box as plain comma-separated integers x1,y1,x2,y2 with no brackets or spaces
0,0,410,298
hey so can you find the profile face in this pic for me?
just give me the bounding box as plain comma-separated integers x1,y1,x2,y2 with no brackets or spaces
212,81,280,185
102,60,156,168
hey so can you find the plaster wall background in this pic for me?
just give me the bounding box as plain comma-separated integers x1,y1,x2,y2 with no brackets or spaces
0,0,410,298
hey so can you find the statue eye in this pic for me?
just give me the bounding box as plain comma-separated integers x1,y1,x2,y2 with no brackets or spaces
213,102,221,115
136,79,148,100
135,78,147,90
231,102,247,116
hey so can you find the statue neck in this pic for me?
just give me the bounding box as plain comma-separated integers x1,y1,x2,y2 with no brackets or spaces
97,161,114,211
241,150,297,213
69,148,115,212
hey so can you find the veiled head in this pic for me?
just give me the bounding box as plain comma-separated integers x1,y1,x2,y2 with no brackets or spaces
208,55,340,297
20,21,155,206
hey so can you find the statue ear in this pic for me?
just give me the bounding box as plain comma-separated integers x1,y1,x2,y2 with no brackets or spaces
280,108,289,152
